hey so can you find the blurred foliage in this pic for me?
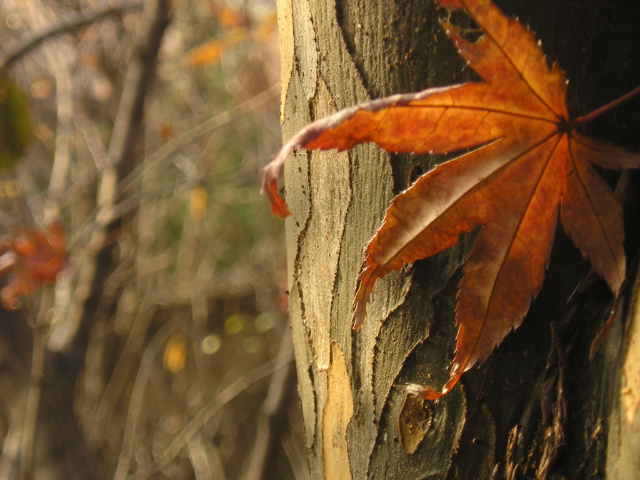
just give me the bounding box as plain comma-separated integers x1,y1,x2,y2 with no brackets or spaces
0,76,33,170
0,0,302,479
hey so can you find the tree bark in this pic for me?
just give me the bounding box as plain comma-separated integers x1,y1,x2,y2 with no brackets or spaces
278,0,640,478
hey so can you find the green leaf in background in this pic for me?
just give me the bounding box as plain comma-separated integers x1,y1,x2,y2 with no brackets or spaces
0,76,33,170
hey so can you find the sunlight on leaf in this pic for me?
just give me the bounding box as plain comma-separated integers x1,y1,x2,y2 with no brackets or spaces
263,0,640,398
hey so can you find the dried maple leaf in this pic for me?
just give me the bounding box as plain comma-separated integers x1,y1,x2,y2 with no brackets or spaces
0,221,67,310
262,0,640,398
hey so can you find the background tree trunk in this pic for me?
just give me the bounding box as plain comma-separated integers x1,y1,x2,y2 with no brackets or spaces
278,0,640,478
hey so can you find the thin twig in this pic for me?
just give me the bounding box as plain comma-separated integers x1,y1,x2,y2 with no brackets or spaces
90,293,157,445
48,0,170,353
112,319,174,480
114,83,279,201
242,329,296,480
128,360,283,480
281,431,311,480
39,3,75,224
0,0,143,71
18,321,45,479
571,84,640,127
2,84,277,254
46,57,74,208
187,436,227,480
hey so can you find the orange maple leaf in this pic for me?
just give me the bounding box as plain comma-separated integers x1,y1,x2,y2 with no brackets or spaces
0,221,67,310
262,0,640,398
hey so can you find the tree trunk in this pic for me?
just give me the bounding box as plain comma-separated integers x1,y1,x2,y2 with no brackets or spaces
277,0,640,478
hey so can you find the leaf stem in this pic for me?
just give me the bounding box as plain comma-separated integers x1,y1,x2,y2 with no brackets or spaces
571,85,640,128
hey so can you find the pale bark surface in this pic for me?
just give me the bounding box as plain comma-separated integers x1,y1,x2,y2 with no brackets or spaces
278,0,640,478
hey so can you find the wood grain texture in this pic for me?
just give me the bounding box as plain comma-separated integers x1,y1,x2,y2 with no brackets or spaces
281,0,467,477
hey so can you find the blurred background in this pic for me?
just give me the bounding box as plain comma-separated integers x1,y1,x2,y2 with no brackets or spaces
0,1,303,479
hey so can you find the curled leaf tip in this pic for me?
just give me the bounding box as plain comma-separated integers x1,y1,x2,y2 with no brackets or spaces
396,370,463,401
395,383,444,401
261,170,291,219
262,128,309,219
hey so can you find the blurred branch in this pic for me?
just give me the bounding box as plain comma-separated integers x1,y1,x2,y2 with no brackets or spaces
0,0,144,71
242,329,296,480
90,293,157,445
115,83,279,202
8,1,170,477
18,321,45,479
113,318,173,480
45,29,74,221
144,84,278,167
281,432,310,480
187,436,227,480
46,62,73,198
128,359,286,480
48,0,170,352
40,84,278,252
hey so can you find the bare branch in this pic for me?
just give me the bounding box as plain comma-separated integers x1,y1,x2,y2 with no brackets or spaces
18,322,45,478
0,0,143,71
113,318,173,480
242,330,296,480
128,360,284,480
48,0,170,353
